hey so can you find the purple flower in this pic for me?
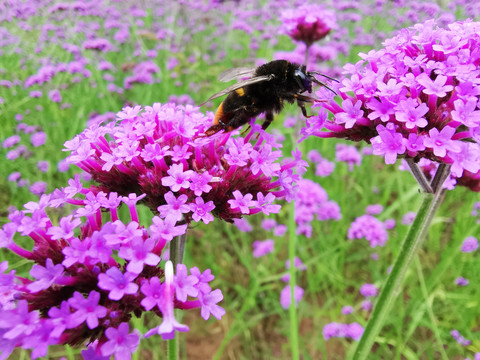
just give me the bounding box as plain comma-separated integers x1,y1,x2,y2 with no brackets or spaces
341,306,354,315
228,191,256,214
189,197,215,224
366,204,383,215
451,329,471,346
417,74,453,98
30,132,46,147
460,236,478,253
273,224,287,236
68,291,107,329
0,184,223,356
361,300,372,312
48,89,62,103
359,283,378,297
423,126,460,158
101,323,140,359
455,277,469,286
323,321,364,341
346,323,364,341
36,161,49,173
371,124,406,164
2,135,20,148
161,163,193,192
29,181,47,196
150,216,187,243
252,239,274,257
280,4,337,45
384,219,396,230
233,218,252,232
402,212,416,225
336,143,362,171
119,237,161,274
27,259,66,293
198,289,226,320
280,285,304,309
295,179,341,237
348,214,388,247
97,268,139,300
323,322,347,340
66,103,300,223
7,172,21,182
262,219,277,231
312,20,480,190
144,261,189,340
157,192,190,222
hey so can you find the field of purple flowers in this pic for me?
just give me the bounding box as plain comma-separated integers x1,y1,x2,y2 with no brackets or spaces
1,1,480,359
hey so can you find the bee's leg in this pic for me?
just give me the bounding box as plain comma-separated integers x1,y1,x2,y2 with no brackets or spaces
261,111,274,131
201,119,230,137
294,94,319,103
297,100,312,118
241,125,251,136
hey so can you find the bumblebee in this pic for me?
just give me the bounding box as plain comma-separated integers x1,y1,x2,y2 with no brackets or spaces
202,59,337,136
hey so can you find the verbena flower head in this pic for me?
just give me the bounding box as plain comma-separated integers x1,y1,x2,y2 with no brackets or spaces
323,322,364,341
348,214,388,248
295,179,341,237
0,186,224,359
280,4,337,45
65,103,302,223
460,236,478,253
311,20,480,191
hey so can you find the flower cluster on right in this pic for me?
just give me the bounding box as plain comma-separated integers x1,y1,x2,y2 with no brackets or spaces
307,20,480,191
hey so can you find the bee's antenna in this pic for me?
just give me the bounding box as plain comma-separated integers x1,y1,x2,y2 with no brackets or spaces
308,71,339,83
310,77,338,95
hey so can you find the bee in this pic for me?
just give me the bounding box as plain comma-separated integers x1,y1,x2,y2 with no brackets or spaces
201,59,337,136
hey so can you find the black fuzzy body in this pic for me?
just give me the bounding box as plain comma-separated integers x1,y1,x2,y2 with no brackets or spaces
207,60,311,135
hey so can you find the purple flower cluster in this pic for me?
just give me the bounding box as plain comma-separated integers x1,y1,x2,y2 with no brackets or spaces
335,143,362,171
295,179,341,237
252,239,274,258
280,257,307,309
473,202,480,223
455,277,469,287
323,322,364,341
0,185,224,359
65,103,302,223
451,329,471,347
460,236,479,253
311,20,480,191
123,61,160,89
307,149,335,177
279,4,337,46
359,283,378,298
348,214,388,248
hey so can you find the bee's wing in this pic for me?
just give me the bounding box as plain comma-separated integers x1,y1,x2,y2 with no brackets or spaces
201,75,274,105
218,67,256,82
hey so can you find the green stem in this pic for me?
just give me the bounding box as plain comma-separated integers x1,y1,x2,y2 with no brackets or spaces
304,43,311,67
167,231,188,360
170,231,187,266
289,201,300,360
405,158,433,193
168,335,178,360
352,165,450,360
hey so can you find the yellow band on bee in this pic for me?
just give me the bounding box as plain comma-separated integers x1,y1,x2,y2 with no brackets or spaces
235,88,245,96
213,102,224,125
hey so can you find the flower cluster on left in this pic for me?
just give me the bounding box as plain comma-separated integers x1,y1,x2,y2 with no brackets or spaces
0,184,224,359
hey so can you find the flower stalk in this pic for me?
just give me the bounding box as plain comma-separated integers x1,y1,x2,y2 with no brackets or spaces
168,231,188,360
289,201,300,360
352,164,451,360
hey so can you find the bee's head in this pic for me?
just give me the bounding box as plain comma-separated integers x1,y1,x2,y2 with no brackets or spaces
294,65,313,93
